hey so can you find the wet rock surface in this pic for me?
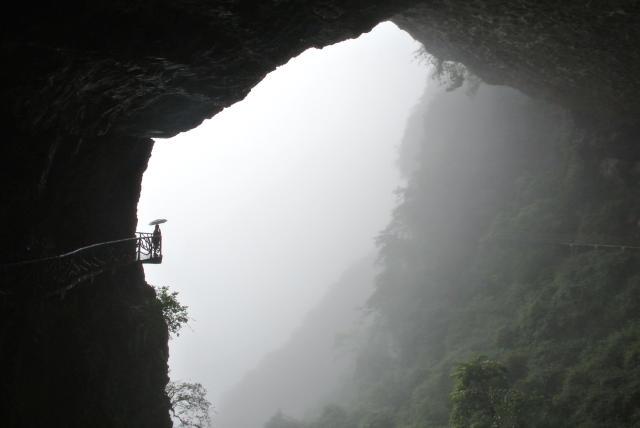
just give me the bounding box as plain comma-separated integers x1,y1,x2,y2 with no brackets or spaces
2,1,640,425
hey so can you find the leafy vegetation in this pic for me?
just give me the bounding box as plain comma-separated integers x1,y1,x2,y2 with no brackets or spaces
151,286,211,427
153,285,189,337
416,48,480,94
449,356,530,428
167,381,213,428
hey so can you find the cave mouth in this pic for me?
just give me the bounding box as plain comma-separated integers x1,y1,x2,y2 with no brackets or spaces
136,21,429,404
6,3,640,427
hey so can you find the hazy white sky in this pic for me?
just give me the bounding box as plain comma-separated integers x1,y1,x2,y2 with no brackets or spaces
137,22,428,403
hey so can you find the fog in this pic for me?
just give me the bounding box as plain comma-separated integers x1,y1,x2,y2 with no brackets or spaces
216,256,377,428
137,20,428,411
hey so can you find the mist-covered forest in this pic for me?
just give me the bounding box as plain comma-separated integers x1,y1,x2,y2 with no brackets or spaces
219,78,640,428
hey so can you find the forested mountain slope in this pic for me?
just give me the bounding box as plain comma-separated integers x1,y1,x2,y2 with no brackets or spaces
266,82,640,427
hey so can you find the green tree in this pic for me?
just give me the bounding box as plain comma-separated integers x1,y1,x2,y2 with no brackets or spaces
449,356,525,428
153,285,189,337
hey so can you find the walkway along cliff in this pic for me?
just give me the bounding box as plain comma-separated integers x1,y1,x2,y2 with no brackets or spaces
1,230,163,299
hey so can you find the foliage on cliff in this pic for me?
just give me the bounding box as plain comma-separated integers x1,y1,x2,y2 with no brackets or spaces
266,82,640,427
153,285,190,338
167,381,212,428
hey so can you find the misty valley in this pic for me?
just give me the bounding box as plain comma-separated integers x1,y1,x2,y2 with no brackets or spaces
213,80,640,427
3,3,640,428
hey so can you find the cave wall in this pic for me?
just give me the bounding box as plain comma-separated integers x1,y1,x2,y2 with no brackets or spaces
1,265,170,428
2,1,640,426
1,2,413,426
395,0,640,127
2,1,412,257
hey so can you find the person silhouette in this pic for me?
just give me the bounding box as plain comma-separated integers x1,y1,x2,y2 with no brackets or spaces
152,224,162,258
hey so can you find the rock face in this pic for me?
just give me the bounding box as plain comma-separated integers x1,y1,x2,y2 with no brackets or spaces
395,1,640,126
2,1,640,426
1,265,170,428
